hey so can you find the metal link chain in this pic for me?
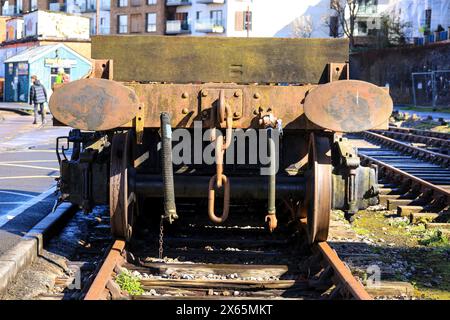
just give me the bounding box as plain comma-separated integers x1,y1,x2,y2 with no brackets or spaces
158,215,164,259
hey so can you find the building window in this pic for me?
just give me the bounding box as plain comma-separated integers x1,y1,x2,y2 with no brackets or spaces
210,10,222,24
118,0,128,7
244,11,252,31
329,15,339,37
147,0,156,4
30,0,37,11
146,13,156,32
235,11,252,31
196,11,201,20
118,15,128,33
358,0,377,14
131,0,141,6
357,21,367,34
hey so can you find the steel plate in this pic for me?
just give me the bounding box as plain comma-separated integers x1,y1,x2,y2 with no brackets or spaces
303,80,393,132
49,78,140,131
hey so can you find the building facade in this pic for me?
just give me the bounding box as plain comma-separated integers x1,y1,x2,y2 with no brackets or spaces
0,10,91,79
110,0,166,35
3,43,91,102
1,0,110,35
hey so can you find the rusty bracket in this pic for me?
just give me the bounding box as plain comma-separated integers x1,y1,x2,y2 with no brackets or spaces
135,103,145,145
328,62,349,82
333,136,360,169
200,88,243,128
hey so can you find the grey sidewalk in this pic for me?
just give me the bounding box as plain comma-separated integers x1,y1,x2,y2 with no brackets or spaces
0,102,52,115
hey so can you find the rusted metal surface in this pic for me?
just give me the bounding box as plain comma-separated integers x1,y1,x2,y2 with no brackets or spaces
86,59,113,80
110,131,135,240
315,242,373,300
359,154,450,199
52,80,392,131
84,240,125,300
304,80,393,132
128,82,317,129
388,126,450,140
49,78,140,131
92,36,349,84
362,131,450,166
302,133,332,243
376,129,450,150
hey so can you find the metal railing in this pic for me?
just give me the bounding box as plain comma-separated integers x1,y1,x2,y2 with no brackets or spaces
2,5,19,16
197,0,225,3
195,19,224,33
166,0,192,6
91,26,110,35
49,3,66,12
412,70,450,107
166,20,191,33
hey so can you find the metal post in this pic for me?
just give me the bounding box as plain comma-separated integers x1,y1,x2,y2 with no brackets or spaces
411,73,417,107
96,0,100,35
432,71,437,108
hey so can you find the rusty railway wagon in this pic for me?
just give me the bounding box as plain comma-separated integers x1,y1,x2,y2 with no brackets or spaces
49,36,392,244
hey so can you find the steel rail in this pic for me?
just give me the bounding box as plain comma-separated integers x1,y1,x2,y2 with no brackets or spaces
84,240,126,300
299,218,372,300
376,130,449,149
315,241,373,300
388,126,450,140
362,131,450,165
359,154,450,199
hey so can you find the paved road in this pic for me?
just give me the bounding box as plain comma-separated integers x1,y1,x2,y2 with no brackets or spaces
0,110,69,228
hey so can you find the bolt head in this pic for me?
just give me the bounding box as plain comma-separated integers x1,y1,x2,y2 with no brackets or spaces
254,93,260,99
201,90,208,97
233,111,241,118
182,92,189,99
234,91,241,97
182,108,189,114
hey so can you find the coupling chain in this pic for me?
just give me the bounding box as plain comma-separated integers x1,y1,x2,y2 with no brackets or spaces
208,90,233,224
158,215,164,260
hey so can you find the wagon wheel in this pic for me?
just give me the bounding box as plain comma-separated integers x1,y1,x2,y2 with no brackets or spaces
110,131,136,241
301,133,332,244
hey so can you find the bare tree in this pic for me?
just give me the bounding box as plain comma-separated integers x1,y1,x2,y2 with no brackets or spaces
329,0,360,48
291,15,314,38
378,9,412,47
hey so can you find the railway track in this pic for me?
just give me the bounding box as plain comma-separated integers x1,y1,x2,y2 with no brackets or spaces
83,206,371,300
355,130,449,223
375,126,450,154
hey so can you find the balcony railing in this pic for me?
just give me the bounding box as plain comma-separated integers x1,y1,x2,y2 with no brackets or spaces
81,3,111,12
166,20,191,34
197,0,225,4
195,19,224,33
91,26,110,35
49,3,66,12
166,0,192,6
2,5,20,16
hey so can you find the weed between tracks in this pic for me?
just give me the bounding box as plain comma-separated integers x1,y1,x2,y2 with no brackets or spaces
350,209,450,299
115,270,145,296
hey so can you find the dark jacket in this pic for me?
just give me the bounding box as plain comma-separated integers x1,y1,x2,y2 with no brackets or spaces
29,80,47,104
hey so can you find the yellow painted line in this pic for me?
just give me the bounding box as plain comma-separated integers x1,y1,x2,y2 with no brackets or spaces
0,163,59,171
0,175,59,180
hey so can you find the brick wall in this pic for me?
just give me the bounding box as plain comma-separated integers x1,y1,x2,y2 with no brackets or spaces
110,0,165,35
350,42,450,105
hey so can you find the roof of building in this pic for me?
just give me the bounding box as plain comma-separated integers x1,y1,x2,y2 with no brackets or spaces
4,43,91,65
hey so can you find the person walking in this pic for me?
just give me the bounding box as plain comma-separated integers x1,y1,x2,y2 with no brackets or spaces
29,75,48,125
